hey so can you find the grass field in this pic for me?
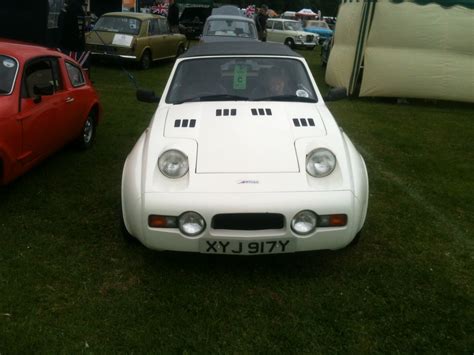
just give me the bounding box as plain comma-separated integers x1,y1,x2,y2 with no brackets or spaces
0,46,473,353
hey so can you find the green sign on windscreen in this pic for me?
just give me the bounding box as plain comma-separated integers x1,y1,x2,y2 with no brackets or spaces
233,65,247,90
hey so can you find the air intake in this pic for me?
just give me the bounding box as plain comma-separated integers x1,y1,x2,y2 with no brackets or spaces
174,119,196,128
292,118,315,127
251,108,272,116
212,213,285,230
216,109,237,116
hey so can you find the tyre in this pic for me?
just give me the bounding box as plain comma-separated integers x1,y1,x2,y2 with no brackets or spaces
284,38,295,49
77,110,96,149
139,50,152,70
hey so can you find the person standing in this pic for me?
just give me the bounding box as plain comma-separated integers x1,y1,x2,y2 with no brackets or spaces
167,0,180,33
59,0,91,77
255,4,268,42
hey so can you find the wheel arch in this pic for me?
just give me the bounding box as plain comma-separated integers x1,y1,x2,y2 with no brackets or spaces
341,132,369,233
121,130,148,238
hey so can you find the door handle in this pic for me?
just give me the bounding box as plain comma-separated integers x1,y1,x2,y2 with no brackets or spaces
65,97,75,103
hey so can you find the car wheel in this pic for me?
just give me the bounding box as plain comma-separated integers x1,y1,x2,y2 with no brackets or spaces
284,38,295,49
176,44,185,59
77,110,96,149
139,50,152,70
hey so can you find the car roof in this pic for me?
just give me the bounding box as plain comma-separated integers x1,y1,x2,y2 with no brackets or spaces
206,15,254,22
211,5,242,16
181,42,303,58
268,18,298,23
101,12,163,20
0,38,65,62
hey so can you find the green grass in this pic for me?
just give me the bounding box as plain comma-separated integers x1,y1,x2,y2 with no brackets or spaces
1,47,473,353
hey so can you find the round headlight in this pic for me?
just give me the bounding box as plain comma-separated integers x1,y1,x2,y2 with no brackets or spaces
297,34,303,39
178,211,206,237
291,210,317,235
306,148,336,177
158,149,189,179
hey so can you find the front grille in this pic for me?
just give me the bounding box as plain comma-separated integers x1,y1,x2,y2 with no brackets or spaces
212,213,285,230
306,35,314,42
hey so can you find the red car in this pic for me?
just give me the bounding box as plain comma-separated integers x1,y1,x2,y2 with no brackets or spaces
0,39,102,185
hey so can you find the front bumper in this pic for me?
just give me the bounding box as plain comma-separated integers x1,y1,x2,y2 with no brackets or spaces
128,190,364,253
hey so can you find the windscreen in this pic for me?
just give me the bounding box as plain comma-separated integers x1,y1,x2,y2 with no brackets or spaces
205,19,256,38
93,16,141,35
0,56,18,95
166,57,317,104
284,21,303,31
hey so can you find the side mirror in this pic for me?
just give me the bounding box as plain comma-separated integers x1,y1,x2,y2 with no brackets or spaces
136,89,160,103
324,87,347,102
33,83,54,96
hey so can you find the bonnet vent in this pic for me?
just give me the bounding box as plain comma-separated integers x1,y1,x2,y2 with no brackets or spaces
216,109,237,116
251,108,272,116
292,118,315,127
174,119,197,128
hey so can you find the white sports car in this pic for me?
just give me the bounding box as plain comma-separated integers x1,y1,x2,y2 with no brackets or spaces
121,42,368,255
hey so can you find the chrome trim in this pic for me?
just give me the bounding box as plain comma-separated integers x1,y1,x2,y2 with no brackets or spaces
90,52,137,60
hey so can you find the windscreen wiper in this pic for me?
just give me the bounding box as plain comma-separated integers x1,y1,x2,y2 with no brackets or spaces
254,95,318,103
175,94,249,104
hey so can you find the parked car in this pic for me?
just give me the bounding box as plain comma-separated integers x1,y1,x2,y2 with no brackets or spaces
121,42,369,255
266,18,318,50
201,15,258,43
179,7,212,39
85,12,187,69
304,20,333,44
0,39,101,185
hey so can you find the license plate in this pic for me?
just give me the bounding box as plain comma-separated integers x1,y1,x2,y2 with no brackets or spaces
199,239,295,255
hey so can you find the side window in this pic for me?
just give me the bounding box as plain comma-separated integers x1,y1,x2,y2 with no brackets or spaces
50,58,63,91
65,62,85,87
148,19,160,35
266,21,273,30
273,22,283,31
23,59,55,98
158,19,169,34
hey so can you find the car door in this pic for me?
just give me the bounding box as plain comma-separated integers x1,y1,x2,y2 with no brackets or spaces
266,20,276,43
63,60,90,138
272,21,285,43
147,18,167,60
158,18,176,58
17,57,68,163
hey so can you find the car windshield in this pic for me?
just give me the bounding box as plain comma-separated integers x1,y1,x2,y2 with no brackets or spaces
166,57,317,104
205,19,255,38
93,16,141,35
307,21,329,29
0,55,18,95
284,21,303,31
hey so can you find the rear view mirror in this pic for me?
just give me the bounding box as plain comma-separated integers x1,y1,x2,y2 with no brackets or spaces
324,87,347,102
33,83,54,96
136,89,160,103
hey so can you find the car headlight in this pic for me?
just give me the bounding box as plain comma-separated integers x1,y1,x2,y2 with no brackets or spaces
297,35,303,40
291,210,317,235
178,211,206,236
158,149,189,179
306,148,337,177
